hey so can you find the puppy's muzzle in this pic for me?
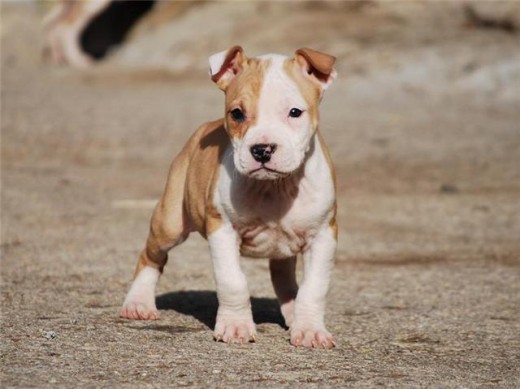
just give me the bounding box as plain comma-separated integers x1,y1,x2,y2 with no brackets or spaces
250,143,277,164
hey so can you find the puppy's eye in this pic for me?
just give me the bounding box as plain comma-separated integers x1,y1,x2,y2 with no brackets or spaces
230,108,245,122
289,108,303,118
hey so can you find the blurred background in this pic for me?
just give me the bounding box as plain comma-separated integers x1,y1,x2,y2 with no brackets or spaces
24,1,520,100
2,1,520,387
4,0,519,256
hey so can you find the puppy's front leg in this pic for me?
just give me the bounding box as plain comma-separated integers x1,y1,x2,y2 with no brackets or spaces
208,223,256,343
291,226,336,349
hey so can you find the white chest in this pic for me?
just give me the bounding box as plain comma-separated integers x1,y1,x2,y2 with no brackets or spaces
214,140,335,259
235,189,328,258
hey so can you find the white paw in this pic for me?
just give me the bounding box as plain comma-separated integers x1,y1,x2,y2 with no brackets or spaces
120,301,159,320
214,311,257,344
120,267,160,320
290,324,336,349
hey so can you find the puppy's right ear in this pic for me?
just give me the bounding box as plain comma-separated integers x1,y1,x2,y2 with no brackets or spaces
209,46,245,91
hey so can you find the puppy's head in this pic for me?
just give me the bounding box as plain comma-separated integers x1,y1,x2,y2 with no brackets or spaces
209,46,336,180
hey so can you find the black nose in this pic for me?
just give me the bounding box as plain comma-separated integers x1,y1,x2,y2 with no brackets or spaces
250,143,277,164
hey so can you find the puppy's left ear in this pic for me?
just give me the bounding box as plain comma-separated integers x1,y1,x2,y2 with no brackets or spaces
209,45,245,91
295,48,337,91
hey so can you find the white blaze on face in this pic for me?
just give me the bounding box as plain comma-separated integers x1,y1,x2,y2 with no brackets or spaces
236,55,315,179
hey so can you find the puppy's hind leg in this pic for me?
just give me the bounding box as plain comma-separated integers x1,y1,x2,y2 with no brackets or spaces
121,158,190,320
269,257,299,328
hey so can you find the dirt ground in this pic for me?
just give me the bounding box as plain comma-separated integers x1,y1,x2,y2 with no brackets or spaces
1,2,520,388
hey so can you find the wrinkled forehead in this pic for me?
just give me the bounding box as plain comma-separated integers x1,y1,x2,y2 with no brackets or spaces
225,54,320,109
259,54,308,108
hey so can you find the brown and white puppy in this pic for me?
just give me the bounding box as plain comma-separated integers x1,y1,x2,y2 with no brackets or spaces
121,47,338,348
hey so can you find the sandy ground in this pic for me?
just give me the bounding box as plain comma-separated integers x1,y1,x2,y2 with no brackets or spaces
2,2,520,388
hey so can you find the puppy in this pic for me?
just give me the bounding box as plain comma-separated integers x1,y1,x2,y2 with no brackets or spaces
121,46,338,348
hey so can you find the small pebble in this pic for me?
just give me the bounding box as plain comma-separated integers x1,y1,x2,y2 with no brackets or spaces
43,330,57,340
440,184,459,194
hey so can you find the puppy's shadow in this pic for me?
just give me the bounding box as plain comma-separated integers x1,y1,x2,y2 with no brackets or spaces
156,290,286,329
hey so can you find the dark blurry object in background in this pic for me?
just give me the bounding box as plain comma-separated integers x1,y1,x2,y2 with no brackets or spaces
465,4,517,34
80,1,155,60
43,0,156,67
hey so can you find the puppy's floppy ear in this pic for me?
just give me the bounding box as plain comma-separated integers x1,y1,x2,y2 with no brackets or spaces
295,48,337,91
209,45,245,91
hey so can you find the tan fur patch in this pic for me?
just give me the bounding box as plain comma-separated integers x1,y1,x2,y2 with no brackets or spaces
183,119,229,237
318,132,338,241
131,119,228,278
224,58,270,139
317,132,337,189
283,59,322,130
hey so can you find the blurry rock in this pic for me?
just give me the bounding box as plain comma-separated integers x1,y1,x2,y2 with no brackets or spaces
464,3,519,33
440,184,459,194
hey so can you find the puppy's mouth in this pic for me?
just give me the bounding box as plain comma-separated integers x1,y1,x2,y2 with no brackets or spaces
248,165,290,179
